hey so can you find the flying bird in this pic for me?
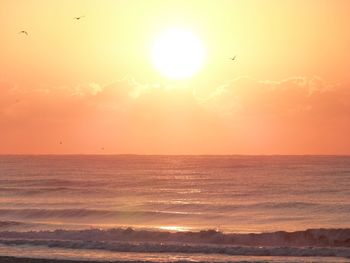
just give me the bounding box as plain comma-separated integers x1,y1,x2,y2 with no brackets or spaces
74,16,85,20
19,30,28,36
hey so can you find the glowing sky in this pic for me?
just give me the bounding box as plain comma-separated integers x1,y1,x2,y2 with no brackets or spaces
1,0,350,154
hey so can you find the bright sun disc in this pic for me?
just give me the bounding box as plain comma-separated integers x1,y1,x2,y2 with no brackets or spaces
151,28,205,80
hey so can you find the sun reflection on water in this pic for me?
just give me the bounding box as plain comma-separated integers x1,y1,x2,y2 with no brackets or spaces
158,225,190,232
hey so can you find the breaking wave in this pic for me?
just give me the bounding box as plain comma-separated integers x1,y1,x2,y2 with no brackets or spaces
0,228,349,258
1,239,350,258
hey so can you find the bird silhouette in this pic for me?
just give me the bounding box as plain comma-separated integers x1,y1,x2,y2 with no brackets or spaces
74,16,85,20
19,30,28,36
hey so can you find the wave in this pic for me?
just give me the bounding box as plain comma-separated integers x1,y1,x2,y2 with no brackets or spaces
0,238,349,258
0,187,123,197
0,228,349,248
2,201,349,219
0,221,27,229
142,201,350,213
0,209,201,221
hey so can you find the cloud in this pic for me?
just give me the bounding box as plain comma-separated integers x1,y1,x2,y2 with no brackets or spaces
1,76,349,154
71,83,103,96
202,76,350,122
1,76,349,123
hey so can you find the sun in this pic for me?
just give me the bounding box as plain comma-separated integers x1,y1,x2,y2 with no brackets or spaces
151,28,206,80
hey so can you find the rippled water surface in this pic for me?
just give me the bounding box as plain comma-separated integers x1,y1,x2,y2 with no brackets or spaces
1,155,349,232
0,155,349,262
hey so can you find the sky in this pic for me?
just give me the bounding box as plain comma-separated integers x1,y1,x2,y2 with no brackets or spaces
1,0,350,154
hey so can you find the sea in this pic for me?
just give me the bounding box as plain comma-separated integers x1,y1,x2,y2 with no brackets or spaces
0,155,349,262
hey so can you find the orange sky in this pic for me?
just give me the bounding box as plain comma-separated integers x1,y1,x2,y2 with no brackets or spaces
1,0,350,154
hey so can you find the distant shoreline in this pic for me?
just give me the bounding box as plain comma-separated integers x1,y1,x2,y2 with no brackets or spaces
1,154,350,157
0,256,199,263
0,257,92,263
0,256,143,263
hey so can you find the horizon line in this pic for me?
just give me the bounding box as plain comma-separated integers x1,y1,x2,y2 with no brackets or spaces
1,153,350,157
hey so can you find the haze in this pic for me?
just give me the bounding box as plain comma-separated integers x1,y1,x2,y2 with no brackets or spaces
1,0,350,154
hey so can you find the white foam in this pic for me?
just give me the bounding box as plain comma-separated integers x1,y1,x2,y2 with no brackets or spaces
0,228,349,258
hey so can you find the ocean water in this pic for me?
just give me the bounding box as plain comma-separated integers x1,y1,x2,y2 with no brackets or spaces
0,155,349,262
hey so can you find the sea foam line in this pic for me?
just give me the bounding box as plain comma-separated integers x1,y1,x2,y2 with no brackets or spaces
0,238,349,258
1,228,350,247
